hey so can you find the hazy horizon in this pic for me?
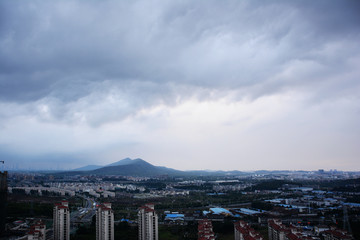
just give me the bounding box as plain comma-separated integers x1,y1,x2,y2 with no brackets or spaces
1,1,359,171
1,157,357,172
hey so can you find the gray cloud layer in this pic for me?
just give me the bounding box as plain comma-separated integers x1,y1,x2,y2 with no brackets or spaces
1,1,359,100
0,0,359,169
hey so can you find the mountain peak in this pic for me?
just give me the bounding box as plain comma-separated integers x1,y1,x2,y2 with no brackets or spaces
90,158,180,176
105,158,152,167
132,158,149,164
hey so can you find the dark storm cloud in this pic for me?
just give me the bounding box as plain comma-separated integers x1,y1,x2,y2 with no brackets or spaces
0,0,359,123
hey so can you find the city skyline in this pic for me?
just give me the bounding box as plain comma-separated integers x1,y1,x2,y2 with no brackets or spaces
0,1,359,171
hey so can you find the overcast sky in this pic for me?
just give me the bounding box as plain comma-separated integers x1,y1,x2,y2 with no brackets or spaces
0,0,359,171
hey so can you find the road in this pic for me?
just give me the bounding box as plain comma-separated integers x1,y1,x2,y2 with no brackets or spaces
70,196,97,233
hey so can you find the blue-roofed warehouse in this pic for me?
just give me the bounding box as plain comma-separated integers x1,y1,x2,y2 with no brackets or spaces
209,207,233,216
164,213,185,222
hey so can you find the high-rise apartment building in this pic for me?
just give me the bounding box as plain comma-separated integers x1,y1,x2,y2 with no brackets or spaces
96,203,114,240
53,201,70,240
234,220,263,240
138,203,158,240
268,219,314,240
268,219,295,240
0,171,8,235
198,219,215,240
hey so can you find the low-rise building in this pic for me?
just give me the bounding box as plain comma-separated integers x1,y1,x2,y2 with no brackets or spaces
322,228,353,240
27,221,46,240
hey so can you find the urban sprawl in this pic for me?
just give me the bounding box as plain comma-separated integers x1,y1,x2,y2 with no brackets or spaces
1,169,360,240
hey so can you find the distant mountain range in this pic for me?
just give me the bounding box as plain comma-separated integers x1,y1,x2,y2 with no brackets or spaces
27,159,351,176
67,158,184,177
72,165,104,171
91,158,183,176
65,158,326,177
66,158,245,177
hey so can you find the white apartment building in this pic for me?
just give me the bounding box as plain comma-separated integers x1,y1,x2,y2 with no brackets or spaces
234,220,263,240
27,220,46,240
138,203,158,240
96,203,114,240
53,201,70,240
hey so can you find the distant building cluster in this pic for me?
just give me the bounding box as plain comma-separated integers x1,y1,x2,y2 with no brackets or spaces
48,182,122,197
150,189,189,196
9,186,76,197
8,182,143,198
268,219,353,240
322,228,354,240
213,183,252,192
3,169,360,240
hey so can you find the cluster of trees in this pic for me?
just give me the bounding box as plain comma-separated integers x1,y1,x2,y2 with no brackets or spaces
7,202,53,218
72,216,138,240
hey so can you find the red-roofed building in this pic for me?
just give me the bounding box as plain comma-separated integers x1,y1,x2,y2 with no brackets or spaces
53,201,70,240
285,233,302,240
198,219,215,240
268,219,288,240
27,220,46,240
138,203,158,240
234,221,263,240
268,219,305,240
96,203,114,240
322,228,353,240
268,219,336,240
